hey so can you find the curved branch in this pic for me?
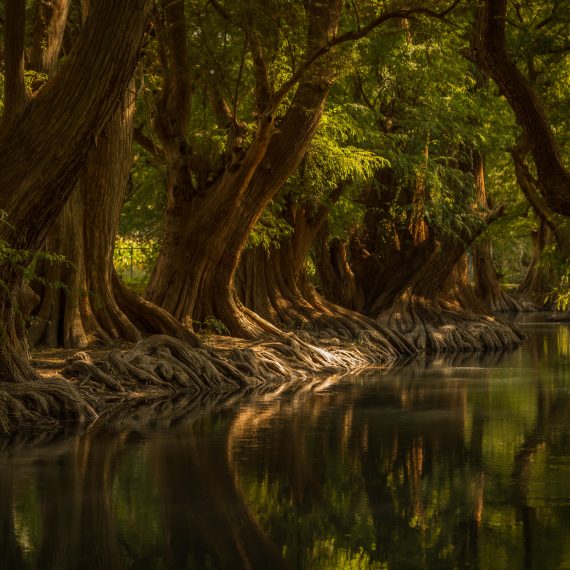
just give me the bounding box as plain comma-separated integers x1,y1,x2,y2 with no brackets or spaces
265,0,461,116
475,0,570,216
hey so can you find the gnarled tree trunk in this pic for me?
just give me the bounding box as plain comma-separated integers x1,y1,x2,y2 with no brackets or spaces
475,0,570,216
145,0,344,339
29,84,196,349
315,231,361,312
0,0,152,425
28,1,195,349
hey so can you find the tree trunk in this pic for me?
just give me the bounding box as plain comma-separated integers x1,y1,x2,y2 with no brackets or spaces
235,201,414,358
375,244,523,352
314,232,361,312
0,0,152,395
144,0,344,339
27,2,196,349
517,220,552,306
471,150,521,312
30,0,70,74
473,238,521,312
29,84,196,349
475,0,570,216
3,0,27,121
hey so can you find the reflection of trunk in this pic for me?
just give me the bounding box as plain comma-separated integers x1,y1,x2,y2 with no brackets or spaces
517,220,552,304
0,464,26,569
156,414,289,570
35,435,122,570
145,0,343,338
0,0,152,386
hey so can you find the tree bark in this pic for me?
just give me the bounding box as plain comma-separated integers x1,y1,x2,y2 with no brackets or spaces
347,167,521,351
144,0,344,339
0,0,153,385
315,232,361,312
28,5,196,349
3,0,27,120
471,151,522,312
517,220,552,307
475,0,570,216
30,0,70,74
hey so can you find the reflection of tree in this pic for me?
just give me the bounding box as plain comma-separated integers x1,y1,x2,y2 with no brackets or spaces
511,374,570,570
35,434,123,570
154,409,289,570
0,462,27,570
2,323,570,569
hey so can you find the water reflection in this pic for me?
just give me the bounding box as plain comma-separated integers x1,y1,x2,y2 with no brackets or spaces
1,320,570,569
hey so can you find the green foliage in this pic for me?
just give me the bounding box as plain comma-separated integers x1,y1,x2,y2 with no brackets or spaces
248,203,294,251
195,315,229,336
113,236,159,290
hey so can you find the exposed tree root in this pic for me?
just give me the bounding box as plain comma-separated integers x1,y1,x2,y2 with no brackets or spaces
0,378,96,435
376,292,524,353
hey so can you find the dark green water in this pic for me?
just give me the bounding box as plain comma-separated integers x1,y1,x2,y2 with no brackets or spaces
1,318,570,569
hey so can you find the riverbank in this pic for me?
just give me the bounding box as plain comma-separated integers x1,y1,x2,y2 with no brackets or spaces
0,315,525,437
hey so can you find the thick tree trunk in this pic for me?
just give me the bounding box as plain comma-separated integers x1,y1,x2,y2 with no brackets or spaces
30,0,70,74
375,244,523,352
315,232,361,312
29,84,196,348
145,0,343,339
236,200,334,328
471,150,521,312
234,203,414,358
0,0,152,393
3,0,27,120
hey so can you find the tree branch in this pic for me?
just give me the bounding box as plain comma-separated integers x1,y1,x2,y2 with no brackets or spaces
133,127,163,160
264,0,461,116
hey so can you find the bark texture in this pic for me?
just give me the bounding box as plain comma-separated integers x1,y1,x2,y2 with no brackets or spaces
30,0,70,74
29,84,196,349
340,168,522,352
517,220,552,307
235,199,413,359
471,151,521,312
145,0,344,339
0,0,152,431
475,0,570,216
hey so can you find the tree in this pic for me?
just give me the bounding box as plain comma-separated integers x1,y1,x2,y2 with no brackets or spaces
27,0,195,349
0,0,153,397
474,0,570,216
141,0,460,339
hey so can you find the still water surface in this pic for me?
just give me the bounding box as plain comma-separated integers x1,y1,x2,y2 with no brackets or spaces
1,318,570,569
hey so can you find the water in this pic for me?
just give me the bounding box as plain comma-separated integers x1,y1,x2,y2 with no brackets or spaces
1,318,570,569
